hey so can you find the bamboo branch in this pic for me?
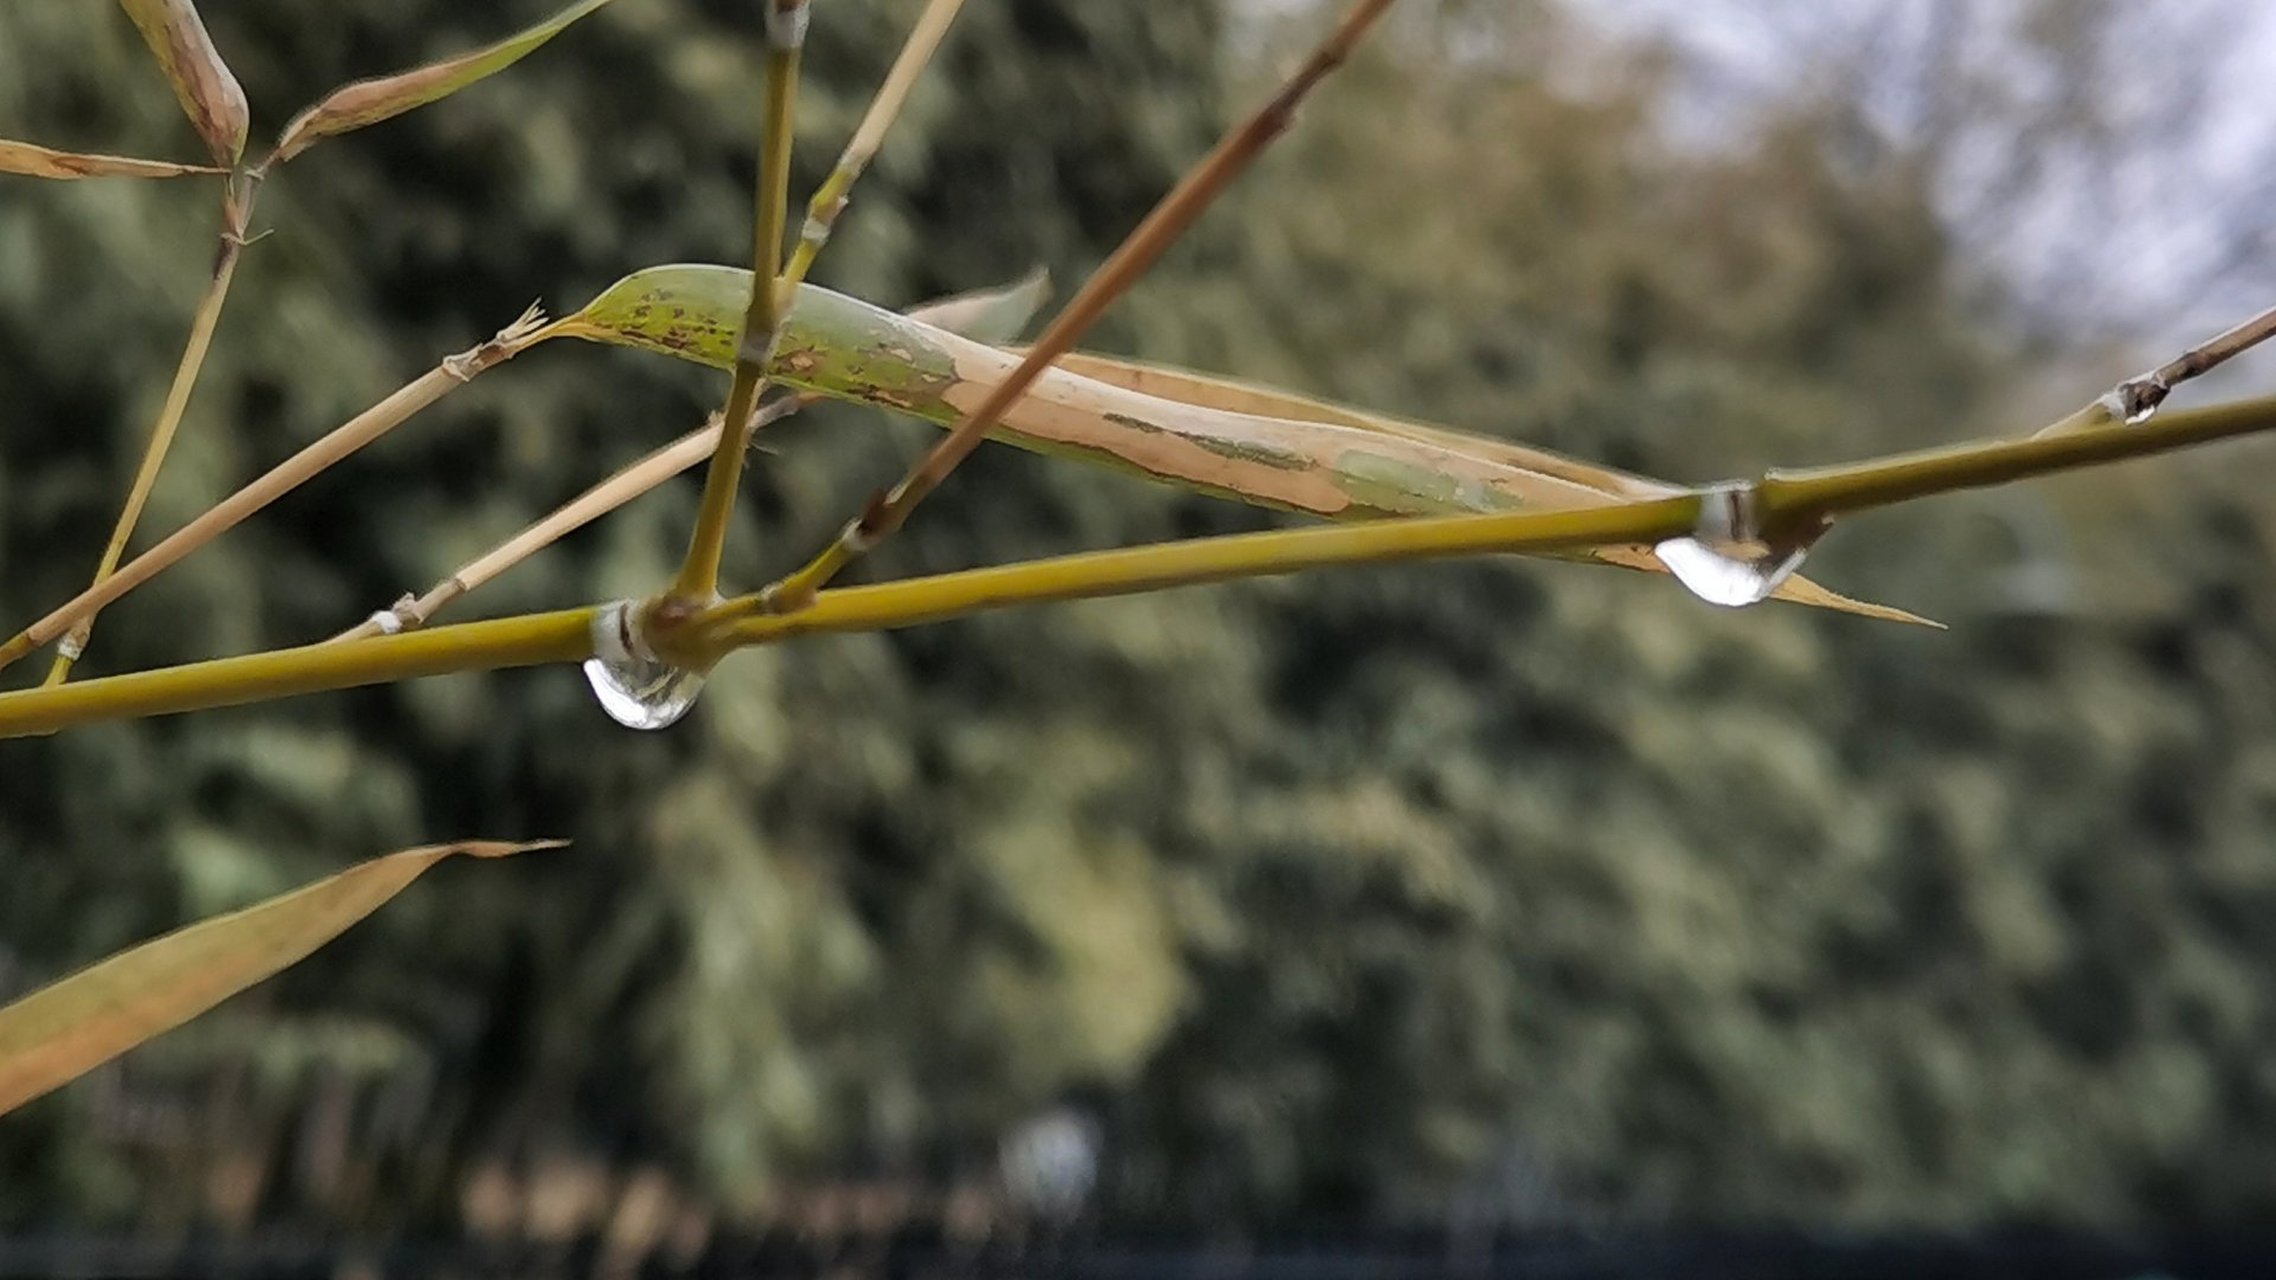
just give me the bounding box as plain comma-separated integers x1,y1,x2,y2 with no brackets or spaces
780,0,970,289
751,0,1402,614
0,308,546,675
16,390,2276,738
1759,391,2276,524
51,172,260,683
0,607,596,739
331,395,807,642
672,0,807,605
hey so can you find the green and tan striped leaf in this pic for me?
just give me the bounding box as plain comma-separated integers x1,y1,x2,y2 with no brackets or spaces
549,265,1926,623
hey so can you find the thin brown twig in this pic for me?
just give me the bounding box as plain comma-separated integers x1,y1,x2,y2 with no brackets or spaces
0,308,547,674
331,394,809,642
781,0,971,287
750,0,1401,614
2037,300,2276,437
49,172,262,683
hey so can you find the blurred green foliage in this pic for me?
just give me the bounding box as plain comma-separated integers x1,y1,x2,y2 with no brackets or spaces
6,0,2276,1236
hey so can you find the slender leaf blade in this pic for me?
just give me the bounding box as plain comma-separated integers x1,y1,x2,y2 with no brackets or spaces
1047,351,1681,499
272,0,617,164
0,138,223,180
116,0,249,166
0,839,561,1116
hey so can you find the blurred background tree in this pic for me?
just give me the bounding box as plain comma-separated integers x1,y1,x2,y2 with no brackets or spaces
6,0,2276,1239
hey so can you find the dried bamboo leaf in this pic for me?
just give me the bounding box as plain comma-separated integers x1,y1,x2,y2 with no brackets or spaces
899,267,1051,346
0,839,561,1116
271,0,617,164
553,266,1927,623
116,0,249,166
1046,351,1681,499
0,138,223,180
1050,354,1931,624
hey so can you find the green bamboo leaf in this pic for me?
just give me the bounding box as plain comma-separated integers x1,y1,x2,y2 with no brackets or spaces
271,0,617,164
0,839,562,1116
549,265,1927,624
0,138,223,181
116,0,249,166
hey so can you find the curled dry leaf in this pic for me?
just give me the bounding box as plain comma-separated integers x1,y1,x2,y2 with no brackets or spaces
549,265,1927,624
0,138,224,180
116,0,249,166
0,839,563,1116
271,0,618,164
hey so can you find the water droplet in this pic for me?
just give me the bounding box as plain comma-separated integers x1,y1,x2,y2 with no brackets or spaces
2099,385,2160,426
1653,536,1808,607
582,600,705,730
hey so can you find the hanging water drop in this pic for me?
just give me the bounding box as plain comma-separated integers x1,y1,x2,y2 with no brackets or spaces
582,600,706,730
1654,480,1811,607
2100,381,2163,427
1653,536,1808,607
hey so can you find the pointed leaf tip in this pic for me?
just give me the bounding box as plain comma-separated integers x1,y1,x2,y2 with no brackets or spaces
116,0,249,166
0,838,560,1116
271,0,618,164
0,138,224,181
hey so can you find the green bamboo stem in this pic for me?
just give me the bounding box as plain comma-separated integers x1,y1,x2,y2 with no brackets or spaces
13,388,2276,739
673,0,806,605
0,607,596,740
1757,392,2276,525
686,494,1703,657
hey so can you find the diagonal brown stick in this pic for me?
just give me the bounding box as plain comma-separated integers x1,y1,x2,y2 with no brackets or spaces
749,0,1401,614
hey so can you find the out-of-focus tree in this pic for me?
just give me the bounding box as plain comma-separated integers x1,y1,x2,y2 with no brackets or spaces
9,0,2276,1240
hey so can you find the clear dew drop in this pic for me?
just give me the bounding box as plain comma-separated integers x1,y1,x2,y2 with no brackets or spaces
2100,387,2159,427
583,655,704,729
1653,536,1809,607
581,601,705,730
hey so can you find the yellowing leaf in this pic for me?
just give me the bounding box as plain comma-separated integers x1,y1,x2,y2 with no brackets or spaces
0,839,562,1116
271,0,617,164
117,0,250,166
554,266,1929,624
1045,352,1932,625
0,138,223,180
1046,351,1680,500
